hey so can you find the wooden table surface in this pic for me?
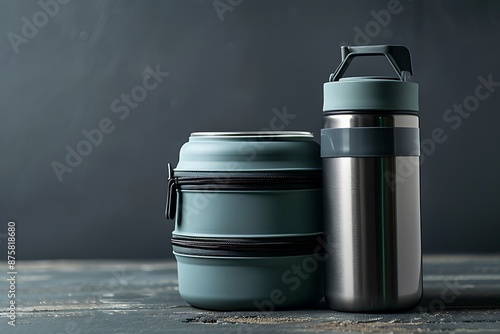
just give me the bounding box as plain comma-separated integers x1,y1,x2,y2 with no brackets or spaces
1,255,499,333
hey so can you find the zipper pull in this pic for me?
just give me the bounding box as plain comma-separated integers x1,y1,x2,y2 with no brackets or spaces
165,163,178,220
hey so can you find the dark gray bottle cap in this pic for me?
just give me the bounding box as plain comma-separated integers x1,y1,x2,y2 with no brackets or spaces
323,45,419,112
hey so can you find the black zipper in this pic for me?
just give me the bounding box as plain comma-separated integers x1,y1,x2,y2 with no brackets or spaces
165,163,322,220
171,234,324,257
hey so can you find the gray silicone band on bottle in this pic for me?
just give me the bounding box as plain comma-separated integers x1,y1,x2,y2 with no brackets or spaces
321,127,420,157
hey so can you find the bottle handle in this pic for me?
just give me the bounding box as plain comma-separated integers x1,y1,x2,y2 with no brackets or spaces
329,45,413,82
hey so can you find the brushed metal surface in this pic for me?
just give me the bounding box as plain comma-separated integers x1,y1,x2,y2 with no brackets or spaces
323,114,419,128
191,131,313,137
322,114,422,312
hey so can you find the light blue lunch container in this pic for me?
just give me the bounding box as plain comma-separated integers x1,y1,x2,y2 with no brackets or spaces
166,132,324,310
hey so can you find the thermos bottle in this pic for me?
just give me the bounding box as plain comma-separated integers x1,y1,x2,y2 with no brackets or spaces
321,45,422,312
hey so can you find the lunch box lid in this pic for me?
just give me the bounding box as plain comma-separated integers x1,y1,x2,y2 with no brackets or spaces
175,131,321,171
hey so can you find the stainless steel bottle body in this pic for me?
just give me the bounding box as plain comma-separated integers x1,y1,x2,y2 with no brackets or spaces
322,114,422,312
322,45,422,312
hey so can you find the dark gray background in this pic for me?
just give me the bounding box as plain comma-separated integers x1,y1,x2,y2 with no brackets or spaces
1,0,499,259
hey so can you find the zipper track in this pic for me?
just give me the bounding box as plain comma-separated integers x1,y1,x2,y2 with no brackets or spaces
174,170,322,190
171,235,324,257
165,165,322,220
